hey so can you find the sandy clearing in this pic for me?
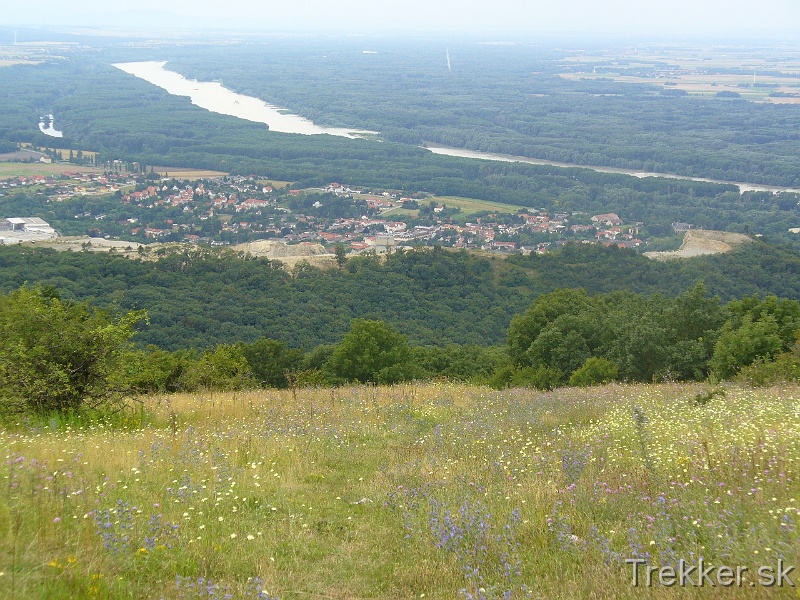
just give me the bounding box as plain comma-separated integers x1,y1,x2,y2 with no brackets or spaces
644,230,753,261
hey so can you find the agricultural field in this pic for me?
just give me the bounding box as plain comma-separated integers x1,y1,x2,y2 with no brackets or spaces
1,383,798,599
27,148,100,163
256,180,292,190
0,42,71,66
0,162,226,181
0,60,41,67
0,162,104,179
150,168,228,180
559,71,800,103
428,196,526,217
385,195,525,218
559,45,800,103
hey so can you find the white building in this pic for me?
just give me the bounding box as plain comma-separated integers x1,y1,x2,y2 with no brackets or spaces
0,218,57,244
364,234,396,253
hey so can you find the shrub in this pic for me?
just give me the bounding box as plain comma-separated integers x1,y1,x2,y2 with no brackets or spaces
240,338,303,388
488,365,563,391
736,353,800,387
568,357,618,387
0,286,147,414
710,315,783,379
179,344,252,391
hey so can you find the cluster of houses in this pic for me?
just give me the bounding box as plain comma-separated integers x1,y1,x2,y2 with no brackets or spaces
273,206,643,254
0,171,125,201
4,170,648,254
0,174,52,190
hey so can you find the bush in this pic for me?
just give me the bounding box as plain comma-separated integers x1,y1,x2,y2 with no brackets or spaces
736,353,800,387
710,315,783,379
412,344,508,383
240,338,303,388
488,365,563,391
179,344,252,391
124,347,195,394
0,286,147,415
568,357,618,387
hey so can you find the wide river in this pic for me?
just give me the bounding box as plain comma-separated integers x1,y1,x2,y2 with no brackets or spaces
112,61,799,194
113,61,378,139
425,145,800,195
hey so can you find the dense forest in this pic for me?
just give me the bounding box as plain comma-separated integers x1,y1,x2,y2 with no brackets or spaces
1,242,800,351
4,264,800,415
160,40,800,187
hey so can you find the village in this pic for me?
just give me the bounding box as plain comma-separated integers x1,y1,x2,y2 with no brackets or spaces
0,170,650,254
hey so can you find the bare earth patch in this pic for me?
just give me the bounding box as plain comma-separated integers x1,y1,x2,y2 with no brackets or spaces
232,239,336,268
644,229,753,261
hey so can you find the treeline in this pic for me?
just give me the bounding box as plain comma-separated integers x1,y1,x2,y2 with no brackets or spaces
3,242,800,352
4,283,799,418
128,284,800,393
500,285,800,388
124,321,507,394
0,284,504,415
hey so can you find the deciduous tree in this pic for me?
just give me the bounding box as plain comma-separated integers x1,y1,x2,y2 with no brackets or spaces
326,319,418,384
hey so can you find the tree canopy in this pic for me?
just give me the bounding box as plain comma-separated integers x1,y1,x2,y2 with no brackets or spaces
326,319,418,384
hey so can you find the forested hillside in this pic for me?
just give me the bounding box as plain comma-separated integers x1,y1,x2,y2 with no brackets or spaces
1,242,799,351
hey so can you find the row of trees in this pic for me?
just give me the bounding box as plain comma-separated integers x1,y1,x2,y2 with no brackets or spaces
124,318,505,394
5,242,800,353
2,283,798,416
0,285,504,415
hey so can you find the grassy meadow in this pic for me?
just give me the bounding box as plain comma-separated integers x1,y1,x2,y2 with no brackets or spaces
384,196,525,219
1,382,799,599
0,163,104,179
428,196,527,217
150,168,229,180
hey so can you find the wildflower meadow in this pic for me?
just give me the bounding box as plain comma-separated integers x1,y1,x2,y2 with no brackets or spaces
1,382,799,598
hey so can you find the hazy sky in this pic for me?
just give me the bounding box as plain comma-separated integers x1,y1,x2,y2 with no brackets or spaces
5,0,800,38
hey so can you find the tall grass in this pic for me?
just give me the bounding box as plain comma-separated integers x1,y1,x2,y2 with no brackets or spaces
1,382,798,598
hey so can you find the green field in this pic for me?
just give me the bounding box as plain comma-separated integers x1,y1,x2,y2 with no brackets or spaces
385,195,526,218
0,163,104,180
433,195,528,216
150,167,228,180
2,382,798,599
